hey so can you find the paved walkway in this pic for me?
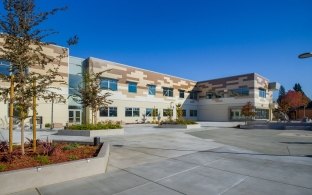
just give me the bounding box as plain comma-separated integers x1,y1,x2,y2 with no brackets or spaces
3,126,312,195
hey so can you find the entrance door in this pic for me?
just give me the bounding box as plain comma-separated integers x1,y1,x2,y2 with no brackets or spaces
69,109,81,124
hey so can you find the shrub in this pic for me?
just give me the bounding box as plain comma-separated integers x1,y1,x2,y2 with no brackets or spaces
161,119,197,125
68,121,122,130
26,138,42,147
0,141,8,152
68,155,78,161
45,123,51,128
0,164,7,172
62,143,80,151
1,150,20,163
35,155,50,165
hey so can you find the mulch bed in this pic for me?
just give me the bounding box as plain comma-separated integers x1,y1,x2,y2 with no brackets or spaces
0,142,99,172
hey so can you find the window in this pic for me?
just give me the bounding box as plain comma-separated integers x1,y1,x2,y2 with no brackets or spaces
128,82,137,93
229,87,249,97
189,91,198,100
163,109,173,117
230,109,244,120
148,85,156,95
100,78,118,91
163,87,173,97
255,109,269,119
190,110,197,117
0,60,10,76
206,92,213,99
69,74,82,95
146,108,158,117
182,110,186,117
125,107,140,117
99,107,117,117
179,90,185,98
259,88,266,98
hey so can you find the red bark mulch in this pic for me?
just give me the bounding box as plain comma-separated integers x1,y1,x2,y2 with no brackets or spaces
0,142,99,172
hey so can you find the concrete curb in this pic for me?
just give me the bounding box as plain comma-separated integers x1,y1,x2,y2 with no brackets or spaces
158,124,201,129
0,143,110,194
57,128,124,137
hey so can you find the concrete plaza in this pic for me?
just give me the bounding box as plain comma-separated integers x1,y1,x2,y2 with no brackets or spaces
2,125,312,195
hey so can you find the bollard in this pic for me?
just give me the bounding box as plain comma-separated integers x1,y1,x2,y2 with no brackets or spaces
94,137,101,146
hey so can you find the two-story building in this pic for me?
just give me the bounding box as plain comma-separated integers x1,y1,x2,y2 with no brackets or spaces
0,41,279,127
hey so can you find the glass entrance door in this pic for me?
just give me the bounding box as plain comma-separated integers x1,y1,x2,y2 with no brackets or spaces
69,109,81,124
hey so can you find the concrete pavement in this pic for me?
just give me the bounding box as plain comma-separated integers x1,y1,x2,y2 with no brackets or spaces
4,126,312,195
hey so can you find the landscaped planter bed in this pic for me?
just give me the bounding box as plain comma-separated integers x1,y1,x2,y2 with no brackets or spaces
0,142,110,194
158,124,201,129
57,128,125,137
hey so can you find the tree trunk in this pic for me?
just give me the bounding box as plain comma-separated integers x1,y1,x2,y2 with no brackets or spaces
93,109,97,124
21,119,25,155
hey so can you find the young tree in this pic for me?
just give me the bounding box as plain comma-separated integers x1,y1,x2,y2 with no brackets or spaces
280,90,310,119
0,0,77,154
176,103,183,120
152,107,157,123
71,70,112,124
241,102,256,124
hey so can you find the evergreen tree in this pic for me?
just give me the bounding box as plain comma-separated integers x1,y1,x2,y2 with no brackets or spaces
277,85,285,104
293,83,303,93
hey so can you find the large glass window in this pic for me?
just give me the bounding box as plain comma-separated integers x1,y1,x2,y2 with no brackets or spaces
100,107,117,117
128,82,137,93
163,87,173,97
189,92,198,100
0,60,10,76
100,78,118,91
259,88,266,98
125,107,140,117
148,85,156,95
179,90,185,98
146,108,158,117
229,87,249,97
255,109,269,119
69,74,82,95
190,110,197,117
230,109,244,120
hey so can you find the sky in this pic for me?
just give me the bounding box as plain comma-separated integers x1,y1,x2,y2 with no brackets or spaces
7,0,312,98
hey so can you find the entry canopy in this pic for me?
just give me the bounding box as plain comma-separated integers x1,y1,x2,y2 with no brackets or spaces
298,52,312,59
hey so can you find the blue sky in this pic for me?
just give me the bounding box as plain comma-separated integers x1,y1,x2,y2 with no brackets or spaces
23,1,312,98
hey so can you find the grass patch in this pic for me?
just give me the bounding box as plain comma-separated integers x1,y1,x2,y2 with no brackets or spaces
68,121,122,130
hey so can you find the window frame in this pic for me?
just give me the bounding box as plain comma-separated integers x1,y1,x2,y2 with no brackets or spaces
259,88,266,98
190,110,198,117
163,87,173,97
100,78,118,91
125,107,140,117
128,82,137,93
179,90,185,98
148,85,156,95
99,107,118,117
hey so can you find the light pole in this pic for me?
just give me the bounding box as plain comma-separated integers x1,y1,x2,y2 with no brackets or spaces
298,52,311,119
298,52,312,59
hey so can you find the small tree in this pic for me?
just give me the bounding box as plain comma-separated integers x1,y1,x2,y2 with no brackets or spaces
277,85,285,104
176,104,183,120
152,107,157,123
164,108,173,122
241,102,256,124
71,70,112,124
0,0,77,154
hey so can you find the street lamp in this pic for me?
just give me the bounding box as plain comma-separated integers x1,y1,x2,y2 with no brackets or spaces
298,52,312,59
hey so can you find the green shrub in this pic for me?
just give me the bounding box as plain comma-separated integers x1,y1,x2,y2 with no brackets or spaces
0,164,7,172
45,123,51,128
35,155,50,165
68,121,122,130
161,119,197,125
62,143,80,151
68,155,78,161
